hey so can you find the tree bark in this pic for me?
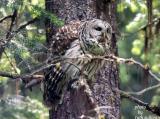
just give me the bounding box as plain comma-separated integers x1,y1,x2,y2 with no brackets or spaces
45,0,120,118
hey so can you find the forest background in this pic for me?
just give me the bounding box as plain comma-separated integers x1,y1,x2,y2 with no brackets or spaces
0,0,160,119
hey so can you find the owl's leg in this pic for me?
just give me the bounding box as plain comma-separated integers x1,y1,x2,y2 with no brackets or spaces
67,76,79,91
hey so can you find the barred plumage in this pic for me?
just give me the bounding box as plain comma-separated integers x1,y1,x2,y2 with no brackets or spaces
43,19,112,110
51,20,82,55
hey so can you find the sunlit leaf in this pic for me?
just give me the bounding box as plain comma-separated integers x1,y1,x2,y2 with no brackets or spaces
131,47,141,55
151,65,159,72
117,2,128,13
130,2,138,13
133,40,143,47
31,0,38,5
151,95,160,106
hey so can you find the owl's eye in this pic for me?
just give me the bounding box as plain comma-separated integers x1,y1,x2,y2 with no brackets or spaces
95,27,102,31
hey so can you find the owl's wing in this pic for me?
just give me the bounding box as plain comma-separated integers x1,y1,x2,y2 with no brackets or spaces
23,20,83,89
43,63,66,109
51,20,82,55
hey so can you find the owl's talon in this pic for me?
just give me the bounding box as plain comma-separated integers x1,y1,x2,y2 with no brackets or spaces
67,77,79,91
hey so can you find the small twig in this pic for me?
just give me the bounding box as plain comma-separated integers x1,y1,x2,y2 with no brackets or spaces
6,9,17,39
4,51,20,95
0,71,19,79
0,10,18,59
126,83,160,96
14,17,39,33
0,56,64,79
4,51,19,74
139,17,160,31
0,16,39,59
0,15,12,23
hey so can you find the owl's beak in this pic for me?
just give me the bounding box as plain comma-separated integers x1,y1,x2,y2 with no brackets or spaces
98,32,106,43
103,32,109,39
102,32,106,39
103,31,112,41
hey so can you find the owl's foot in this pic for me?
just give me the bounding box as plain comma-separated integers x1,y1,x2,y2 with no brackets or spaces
67,77,79,91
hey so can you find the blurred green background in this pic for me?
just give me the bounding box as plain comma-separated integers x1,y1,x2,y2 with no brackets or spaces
0,0,160,119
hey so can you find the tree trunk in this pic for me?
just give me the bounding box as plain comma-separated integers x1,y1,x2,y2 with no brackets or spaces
45,0,120,118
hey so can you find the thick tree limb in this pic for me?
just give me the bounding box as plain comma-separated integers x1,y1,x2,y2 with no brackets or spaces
119,89,160,116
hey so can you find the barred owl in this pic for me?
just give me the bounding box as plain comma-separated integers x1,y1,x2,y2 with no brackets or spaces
43,19,112,110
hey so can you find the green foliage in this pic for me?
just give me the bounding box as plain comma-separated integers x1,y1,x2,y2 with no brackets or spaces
28,5,64,26
0,0,64,118
0,0,160,118
117,0,160,118
0,95,48,119
131,39,144,55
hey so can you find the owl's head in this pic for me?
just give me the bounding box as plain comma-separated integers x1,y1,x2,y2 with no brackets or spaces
79,19,112,55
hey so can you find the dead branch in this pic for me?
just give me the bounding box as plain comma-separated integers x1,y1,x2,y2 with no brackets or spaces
103,55,160,81
119,89,160,116
126,83,160,96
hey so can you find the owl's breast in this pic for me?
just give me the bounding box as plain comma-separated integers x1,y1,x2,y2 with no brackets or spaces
83,59,104,80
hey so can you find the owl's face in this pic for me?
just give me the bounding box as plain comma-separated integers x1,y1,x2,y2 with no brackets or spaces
88,20,112,42
79,19,112,55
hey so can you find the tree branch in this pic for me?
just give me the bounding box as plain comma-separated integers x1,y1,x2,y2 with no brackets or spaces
102,55,160,81
14,17,39,33
1,54,160,98
0,71,19,79
0,10,18,59
126,83,160,96
17,55,160,91
119,89,160,116
0,15,39,59
0,63,53,81
0,15,12,23
6,9,17,39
